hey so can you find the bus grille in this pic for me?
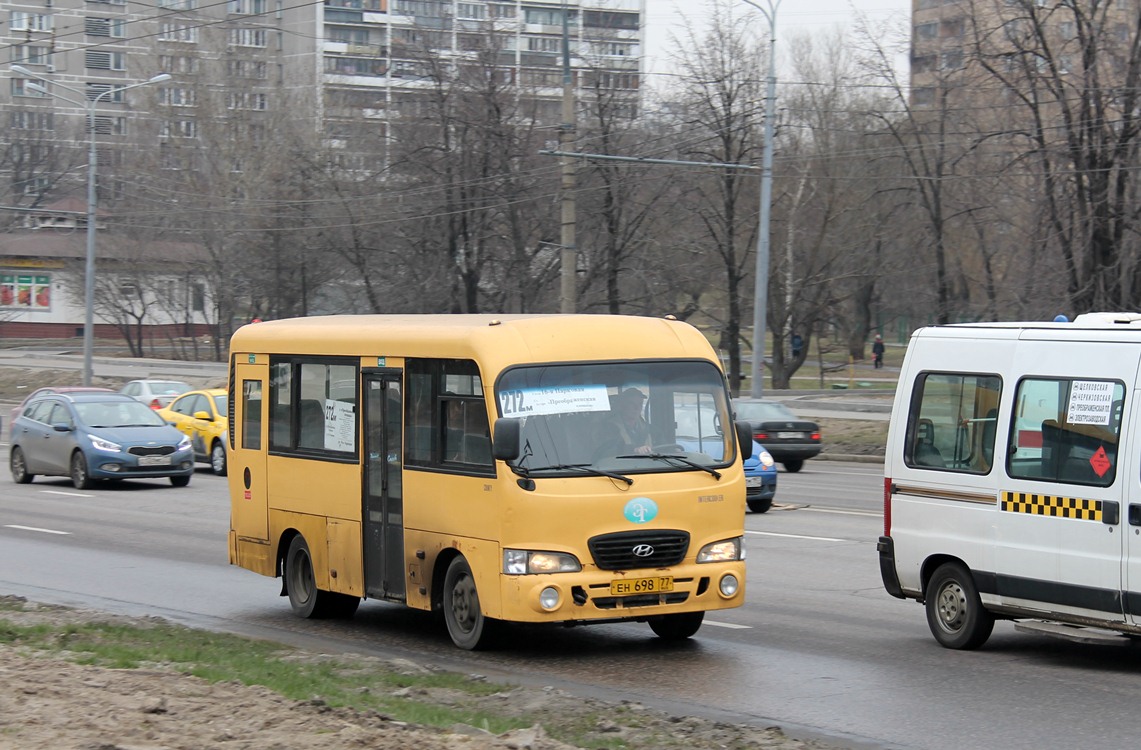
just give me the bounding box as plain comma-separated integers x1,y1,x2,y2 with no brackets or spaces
587,530,690,570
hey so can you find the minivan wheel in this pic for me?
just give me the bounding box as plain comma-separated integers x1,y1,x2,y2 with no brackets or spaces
783,459,804,473
926,562,995,650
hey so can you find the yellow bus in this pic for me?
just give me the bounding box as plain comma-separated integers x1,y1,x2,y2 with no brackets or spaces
226,314,749,649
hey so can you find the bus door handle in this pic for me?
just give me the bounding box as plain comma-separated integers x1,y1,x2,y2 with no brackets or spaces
1101,501,1120,526
1128,504,1141,527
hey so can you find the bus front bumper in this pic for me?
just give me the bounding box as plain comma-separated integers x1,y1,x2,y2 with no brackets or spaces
499,561,746,624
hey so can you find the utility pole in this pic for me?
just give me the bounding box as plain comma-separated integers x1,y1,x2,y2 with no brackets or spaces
743,0,780,398
559,0,577,314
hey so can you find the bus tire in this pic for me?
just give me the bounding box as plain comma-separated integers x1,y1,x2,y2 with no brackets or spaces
285,535,354,619
648,611,704,640
443,556,496,650
926,562,994,650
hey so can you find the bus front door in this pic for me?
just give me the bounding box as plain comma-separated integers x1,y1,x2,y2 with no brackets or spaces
363,372,405,601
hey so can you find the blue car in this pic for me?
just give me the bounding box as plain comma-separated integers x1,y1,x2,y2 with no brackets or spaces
9,392,195,490
744,441,777,513
673,435,777,514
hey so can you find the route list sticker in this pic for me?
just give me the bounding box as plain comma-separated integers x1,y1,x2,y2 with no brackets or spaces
1067,381,1114,426
499,385,611,417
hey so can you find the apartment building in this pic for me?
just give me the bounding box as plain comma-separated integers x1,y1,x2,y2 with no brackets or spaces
1,0,643,336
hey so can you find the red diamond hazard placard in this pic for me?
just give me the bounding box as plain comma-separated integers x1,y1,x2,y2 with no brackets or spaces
1090,446,1111,478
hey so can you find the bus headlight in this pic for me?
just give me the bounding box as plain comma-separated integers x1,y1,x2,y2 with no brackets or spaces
697,536,745,563
503,549,582,575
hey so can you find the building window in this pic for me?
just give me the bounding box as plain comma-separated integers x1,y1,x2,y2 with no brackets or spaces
229,27,268,47
226,91,268,110
158,0,198,8
583,10,638,30
160,87,197,106
85,17,126,37
525,7,574,26
526,36,561,53
90,115,127,135
457,2,485,19
159,23,198,42
10,12,52,32
12,79,48,98
161,119,198,137
915,22,938,41
11,45,50,66
85,51,126,70
228,0,266,13
159,54,199,74
86,83,125,102
10,110,53,130
488,3,514,18
0,274,52,310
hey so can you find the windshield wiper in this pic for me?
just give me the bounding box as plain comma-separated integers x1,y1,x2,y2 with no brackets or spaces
519,463,633,486
615,453,722,479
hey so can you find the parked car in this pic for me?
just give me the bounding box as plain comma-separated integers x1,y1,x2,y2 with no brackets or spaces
732,398,822,473
9,392,194,489
744,441,777,513
8,386,114,439
156,388,228,476
120,379,192,410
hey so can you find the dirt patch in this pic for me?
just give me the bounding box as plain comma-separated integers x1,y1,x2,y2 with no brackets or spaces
0,597,841,750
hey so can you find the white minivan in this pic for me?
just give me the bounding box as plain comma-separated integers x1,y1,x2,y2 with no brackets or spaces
879,313,1141,649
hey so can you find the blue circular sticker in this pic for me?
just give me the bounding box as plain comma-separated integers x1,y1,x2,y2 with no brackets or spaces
624,497,658,524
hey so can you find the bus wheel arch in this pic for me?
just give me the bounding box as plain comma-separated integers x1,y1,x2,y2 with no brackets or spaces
925,561,994,650
441,554,497,650
282,533,360,620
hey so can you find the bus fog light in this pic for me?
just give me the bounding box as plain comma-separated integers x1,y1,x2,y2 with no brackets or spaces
539,587,561,610
719,574,739,597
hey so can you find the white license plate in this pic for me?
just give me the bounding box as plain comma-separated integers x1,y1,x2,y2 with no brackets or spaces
746,476,762,488
777,431,804,439
137,455,171,466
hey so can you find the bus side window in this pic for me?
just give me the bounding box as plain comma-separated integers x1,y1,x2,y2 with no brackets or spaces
298,399,325,449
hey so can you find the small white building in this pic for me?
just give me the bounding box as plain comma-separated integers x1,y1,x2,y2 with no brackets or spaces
0,199,215,342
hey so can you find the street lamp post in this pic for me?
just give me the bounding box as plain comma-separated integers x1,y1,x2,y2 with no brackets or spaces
10,67,170,386
741,0,780,398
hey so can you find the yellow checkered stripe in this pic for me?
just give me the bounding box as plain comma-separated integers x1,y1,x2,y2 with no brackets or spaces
1001,491,1102,521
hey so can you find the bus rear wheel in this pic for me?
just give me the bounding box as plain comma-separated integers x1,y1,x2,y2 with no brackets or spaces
648,611,704,640
443,556,496,650
926,562,994,650
285,535,359,619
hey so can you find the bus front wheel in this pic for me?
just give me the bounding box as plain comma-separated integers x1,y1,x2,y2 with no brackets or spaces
285,535,359,619
443,556,496,650
648,611,704,641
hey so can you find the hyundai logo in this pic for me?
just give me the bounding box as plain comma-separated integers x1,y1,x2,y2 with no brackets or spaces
632,544,655,557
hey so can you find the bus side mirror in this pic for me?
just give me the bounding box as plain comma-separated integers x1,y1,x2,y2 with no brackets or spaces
735,421,753,460
492,417,522,461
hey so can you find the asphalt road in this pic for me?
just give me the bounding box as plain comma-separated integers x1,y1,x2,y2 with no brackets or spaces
3,452,1141,750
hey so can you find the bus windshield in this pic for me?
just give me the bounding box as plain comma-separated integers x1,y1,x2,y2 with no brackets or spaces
496,360,734,475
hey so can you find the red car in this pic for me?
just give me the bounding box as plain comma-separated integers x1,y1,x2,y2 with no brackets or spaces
8,386,114,440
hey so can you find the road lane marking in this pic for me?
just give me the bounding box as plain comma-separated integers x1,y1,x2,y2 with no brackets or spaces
40,490,96,498
705,620,751,630
800,507,882,517
4,525,71,535
746,530,845,542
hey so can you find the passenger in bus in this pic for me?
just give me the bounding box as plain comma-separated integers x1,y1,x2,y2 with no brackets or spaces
596,388,652,457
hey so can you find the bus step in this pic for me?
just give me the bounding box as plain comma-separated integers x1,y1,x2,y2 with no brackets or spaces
1013,620,1130,645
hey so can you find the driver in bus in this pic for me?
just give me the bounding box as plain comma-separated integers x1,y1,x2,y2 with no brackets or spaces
597,388,652,456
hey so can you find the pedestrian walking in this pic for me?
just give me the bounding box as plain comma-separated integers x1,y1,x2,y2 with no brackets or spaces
872,334,885,369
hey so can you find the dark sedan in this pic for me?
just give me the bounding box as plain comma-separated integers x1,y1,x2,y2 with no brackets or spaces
732,398,822,472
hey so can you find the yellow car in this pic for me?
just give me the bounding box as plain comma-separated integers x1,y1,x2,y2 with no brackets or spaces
156,388,228,476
